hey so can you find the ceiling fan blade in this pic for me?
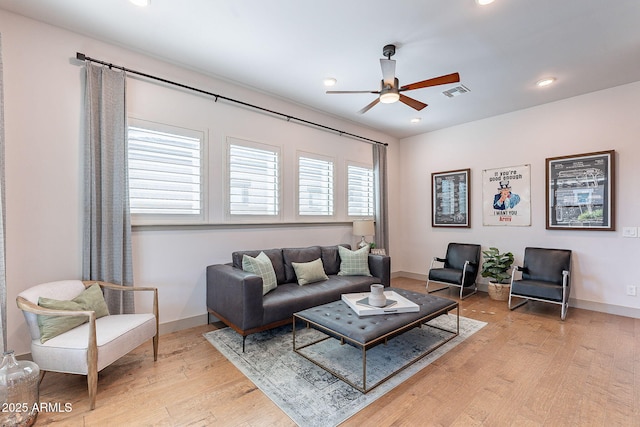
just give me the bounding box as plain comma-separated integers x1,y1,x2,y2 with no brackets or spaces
399,94,427,111
358,98,380,114
380,59,396,86
400,72,460,91
326,90,379,94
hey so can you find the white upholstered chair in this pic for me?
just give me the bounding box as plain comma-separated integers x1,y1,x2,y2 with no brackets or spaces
16,280,158,409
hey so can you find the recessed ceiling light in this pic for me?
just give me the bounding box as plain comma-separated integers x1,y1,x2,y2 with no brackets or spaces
129,0,150,7
323,77,337,87
410,118,422,124
536,77,556,87
476,0,495,5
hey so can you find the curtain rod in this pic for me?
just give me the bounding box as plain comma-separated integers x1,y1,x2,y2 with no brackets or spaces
75,52,388,147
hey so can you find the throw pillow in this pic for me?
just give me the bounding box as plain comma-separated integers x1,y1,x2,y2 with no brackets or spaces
338,245,372,277
242,251,278,296
37,283,110,343
291,258,329,286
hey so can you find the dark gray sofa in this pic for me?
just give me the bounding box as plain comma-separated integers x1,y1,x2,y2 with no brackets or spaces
206,244,390,348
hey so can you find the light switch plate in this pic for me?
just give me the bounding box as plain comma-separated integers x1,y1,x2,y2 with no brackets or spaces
622,227,638,238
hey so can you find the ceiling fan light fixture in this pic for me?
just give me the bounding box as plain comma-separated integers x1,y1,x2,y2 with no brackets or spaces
410,117,422,124
476,0,495,5
379,92,399,104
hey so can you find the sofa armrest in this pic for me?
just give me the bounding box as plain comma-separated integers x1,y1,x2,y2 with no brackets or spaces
206,264,264,332
368,254,391,287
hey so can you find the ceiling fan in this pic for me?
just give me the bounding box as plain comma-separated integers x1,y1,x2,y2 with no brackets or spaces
326,44,460,114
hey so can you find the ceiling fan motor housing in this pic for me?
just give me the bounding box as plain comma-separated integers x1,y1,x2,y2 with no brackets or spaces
383,44,396,59
379,78,400,103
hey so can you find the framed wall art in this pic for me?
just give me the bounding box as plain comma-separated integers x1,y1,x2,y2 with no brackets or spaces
482,164,531,226
546,150,615,230
431,168,470,228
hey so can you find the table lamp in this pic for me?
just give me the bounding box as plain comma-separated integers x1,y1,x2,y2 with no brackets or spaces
352,220,375,249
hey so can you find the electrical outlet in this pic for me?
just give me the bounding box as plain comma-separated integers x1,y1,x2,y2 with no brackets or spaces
626,285,637,296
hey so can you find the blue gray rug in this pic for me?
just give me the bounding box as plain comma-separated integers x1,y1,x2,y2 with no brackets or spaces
204,314,485,427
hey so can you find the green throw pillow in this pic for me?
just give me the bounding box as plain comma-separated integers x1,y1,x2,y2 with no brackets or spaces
37,283,110,343
292,258,329,286
338,245,372,277
243,251,278,295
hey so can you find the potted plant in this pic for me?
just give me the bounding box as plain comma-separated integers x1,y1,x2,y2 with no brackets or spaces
480,247,514,301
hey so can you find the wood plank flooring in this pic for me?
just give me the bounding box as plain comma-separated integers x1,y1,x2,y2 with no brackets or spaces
35,278,639,426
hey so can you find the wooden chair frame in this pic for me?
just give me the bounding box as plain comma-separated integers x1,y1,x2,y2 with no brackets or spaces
16,281,159,410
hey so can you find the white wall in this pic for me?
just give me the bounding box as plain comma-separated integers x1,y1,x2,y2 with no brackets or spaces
398,81,640,317
0,10,398,355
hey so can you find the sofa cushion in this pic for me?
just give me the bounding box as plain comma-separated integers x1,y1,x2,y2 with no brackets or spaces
261,276,379,325
242,252,278,295
283,246,322,283
292,258,329,286
338,245,372,277
320,244,350,275
233,248,285,284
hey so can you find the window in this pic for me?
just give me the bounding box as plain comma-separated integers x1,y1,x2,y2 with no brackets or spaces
127,121,204,222
228,140,279,216
298,154,334,216
347,164,374,217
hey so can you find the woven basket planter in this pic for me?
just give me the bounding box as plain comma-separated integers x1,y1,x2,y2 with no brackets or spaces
488,282,510,301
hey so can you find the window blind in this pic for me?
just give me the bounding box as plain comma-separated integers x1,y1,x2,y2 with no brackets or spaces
299,156,334,216
229,144,279,215
347,164,374,217
127,126,202,216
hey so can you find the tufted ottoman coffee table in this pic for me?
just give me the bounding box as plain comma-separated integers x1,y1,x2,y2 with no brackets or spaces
293,287,458,393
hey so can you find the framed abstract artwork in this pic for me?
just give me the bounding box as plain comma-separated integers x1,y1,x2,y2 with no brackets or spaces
431,169,470,228
546,150,615,230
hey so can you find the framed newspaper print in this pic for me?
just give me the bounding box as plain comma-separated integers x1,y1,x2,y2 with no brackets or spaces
546,150,615,231
431,168,470,228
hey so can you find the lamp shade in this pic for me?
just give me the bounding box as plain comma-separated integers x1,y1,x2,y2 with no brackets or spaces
353,220,375,236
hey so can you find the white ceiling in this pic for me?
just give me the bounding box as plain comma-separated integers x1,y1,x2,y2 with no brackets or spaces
2,0,639,138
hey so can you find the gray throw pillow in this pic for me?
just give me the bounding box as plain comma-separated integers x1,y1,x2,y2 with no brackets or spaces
338,245,372,276
292,258,329,286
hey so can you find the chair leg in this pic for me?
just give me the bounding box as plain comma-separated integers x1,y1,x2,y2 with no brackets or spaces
87,369,97,410
561,301,568,320
426,280,449,294
153,333,159,361
508,296,528,311
459,283,477,300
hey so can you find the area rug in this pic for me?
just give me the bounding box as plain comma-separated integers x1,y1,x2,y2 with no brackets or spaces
204,314,486,427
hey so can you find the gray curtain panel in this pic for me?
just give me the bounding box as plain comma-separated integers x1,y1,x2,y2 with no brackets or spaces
0,34,6,352
372,143,389,252
82,62,134,314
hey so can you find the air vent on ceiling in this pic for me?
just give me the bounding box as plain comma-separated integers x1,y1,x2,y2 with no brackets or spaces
442,84,470,98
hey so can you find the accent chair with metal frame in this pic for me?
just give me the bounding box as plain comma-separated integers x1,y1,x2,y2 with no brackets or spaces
16,280,159,409
427,243,481,299
508,247,572,320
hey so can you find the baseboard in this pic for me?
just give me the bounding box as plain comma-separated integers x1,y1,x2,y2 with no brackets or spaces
567,298,640,319
393,271,640,319
159,314,209,335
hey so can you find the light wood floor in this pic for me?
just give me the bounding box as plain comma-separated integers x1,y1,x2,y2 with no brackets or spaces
35,277,639,426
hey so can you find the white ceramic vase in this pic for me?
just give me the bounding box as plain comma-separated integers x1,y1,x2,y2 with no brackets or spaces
369,284,387,307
